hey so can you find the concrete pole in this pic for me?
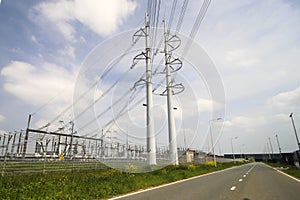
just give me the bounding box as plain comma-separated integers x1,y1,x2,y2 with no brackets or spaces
266,142,271,160
290,113,300,151
275,134,283,160
209,124,216,167
145,13,156,165
16,131,22,156
2,134,13,177
164,20,178,165
231,138,235,163
10,133,16,158
268,137,274,160
23,114,31,158
209,118,221,166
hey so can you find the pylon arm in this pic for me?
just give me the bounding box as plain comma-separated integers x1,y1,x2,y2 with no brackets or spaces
132,28,146,44
167,34,181,51
131,52,147,69
154,82,184,96
171,83,185,95
161,57,183,73
133,79,147,88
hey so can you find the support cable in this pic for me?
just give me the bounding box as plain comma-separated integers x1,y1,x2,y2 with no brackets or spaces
175,0,189,32
182,0,211,56
39,34,141,130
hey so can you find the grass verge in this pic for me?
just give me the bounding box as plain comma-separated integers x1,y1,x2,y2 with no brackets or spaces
265,162,300,180
0,162,246,200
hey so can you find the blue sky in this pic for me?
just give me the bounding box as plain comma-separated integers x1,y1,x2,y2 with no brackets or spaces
0,0,300,155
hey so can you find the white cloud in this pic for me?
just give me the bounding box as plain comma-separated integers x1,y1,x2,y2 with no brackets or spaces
0,61,105,130
224,116,267,132
0,114,5,122
197,98,224,113
31,35,37,43
224,48,261,68
197,0,300,101
34,0,137,41
1,61,76,106
223,113,290,133
59,45,75,59
267,86,300,111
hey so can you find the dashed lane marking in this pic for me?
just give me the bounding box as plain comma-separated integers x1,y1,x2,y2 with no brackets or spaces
109,164,254,199
230,186,237,191
239,179,243,182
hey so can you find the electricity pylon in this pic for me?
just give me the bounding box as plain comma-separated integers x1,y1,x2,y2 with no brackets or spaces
132,13,157,165
162,19,184,165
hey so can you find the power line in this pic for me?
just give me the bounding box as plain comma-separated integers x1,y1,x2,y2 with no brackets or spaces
189,0,211,40
182,0,211,55
152,0,161,54
147,0,152,16
175,0,189,32
168,0,178,31
77,87,134,132
38,34,141,130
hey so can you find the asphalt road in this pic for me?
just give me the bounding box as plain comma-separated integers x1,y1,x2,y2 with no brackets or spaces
110,163,300,200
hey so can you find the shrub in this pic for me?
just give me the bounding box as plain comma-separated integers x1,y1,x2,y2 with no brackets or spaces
125,163,138,173
187,164,196,170
204,161,216,166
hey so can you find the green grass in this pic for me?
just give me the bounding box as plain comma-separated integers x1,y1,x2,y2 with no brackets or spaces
0,162,245,200
265,162,300,179
0,161,109,175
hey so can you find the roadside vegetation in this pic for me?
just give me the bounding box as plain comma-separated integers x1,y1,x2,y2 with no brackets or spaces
265,162,300,180
0,161,246,200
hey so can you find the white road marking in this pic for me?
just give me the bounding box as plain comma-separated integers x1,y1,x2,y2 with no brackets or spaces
243,175,246,177
262,163,300,183
109,164,253,200
246,163,257,174
230,186,237,191
239,179,243,182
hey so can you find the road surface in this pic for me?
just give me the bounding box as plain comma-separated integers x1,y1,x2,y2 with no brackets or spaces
110,162,300,200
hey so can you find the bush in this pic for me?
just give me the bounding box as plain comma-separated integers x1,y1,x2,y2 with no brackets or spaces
204,161,216,166
187,164,196,170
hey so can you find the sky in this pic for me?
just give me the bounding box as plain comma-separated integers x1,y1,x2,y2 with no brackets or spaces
0,0,300,156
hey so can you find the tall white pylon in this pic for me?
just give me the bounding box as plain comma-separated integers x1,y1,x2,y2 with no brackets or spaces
163,19,178,165
145,13,156,165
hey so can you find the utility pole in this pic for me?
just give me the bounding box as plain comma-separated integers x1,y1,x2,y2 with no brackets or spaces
275,134,283,161
266,142,271,160
69,121,75,158
209,125,216,166
289,113,300,165
16,131,22,156
132,14,183,166
23,114,31,158
164,19,178,165
289,113,300,151
10,132,16,158
231,137,237,163
2,134,13,177
231,138,235,162
145,13,157,165
132,13,157,165
209,118,222,167
268,137,274,160
183,125,187,150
